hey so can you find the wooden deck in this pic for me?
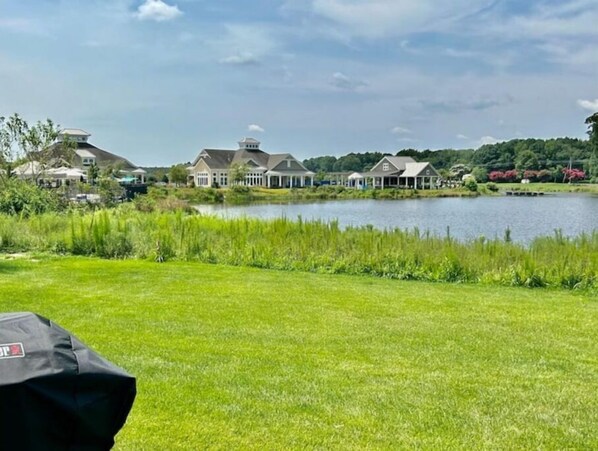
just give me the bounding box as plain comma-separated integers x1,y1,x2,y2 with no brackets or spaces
505,191,545,196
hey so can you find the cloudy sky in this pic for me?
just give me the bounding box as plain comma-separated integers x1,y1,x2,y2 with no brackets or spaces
1,0,597,165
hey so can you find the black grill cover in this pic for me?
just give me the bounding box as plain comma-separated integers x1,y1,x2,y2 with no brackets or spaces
0,312,136,450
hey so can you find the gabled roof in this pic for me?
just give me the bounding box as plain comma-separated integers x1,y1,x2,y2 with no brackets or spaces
44,141,138,170
190,142,313,175
385,156,416,171
348,172,364,179
267,153,313,172
192,149,236,169
266,153,291,170
232,148,269,168
400,162,439,178
369,156,416,175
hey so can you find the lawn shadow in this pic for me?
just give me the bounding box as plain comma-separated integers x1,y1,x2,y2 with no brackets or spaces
0,261,28,275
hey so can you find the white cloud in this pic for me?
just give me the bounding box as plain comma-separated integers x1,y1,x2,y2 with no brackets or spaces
390,126,411,135
330,72,368,90
310,0,493,39
577,99,598,111
219,53,260,65
248,124,265,133
495,1,598,40
456,134,469,140
211,25,279,66
477,136,504,147
136,0,182,22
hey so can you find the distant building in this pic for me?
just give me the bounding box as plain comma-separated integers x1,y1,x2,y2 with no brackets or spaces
344,156,441,189
13,129,146,185
188,138,315,188
54,129,146,183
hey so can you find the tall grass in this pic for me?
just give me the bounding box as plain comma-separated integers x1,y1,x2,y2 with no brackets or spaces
0,206,596,290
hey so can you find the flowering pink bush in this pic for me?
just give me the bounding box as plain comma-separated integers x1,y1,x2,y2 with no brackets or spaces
488,171,504,182
489,170,519,182
562,168,586,182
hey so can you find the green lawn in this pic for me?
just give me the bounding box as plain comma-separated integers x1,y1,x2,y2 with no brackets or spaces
1,256,597,449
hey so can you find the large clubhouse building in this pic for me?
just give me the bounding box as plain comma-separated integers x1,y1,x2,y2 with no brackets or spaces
13,129,146,184
188,138,315,188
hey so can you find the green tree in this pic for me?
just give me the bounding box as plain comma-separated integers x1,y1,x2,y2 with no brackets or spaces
169,164,188,187
586,113,598,182
448,164,470,180
0,114,74,184
515,149,539,171
98,178,125,206
229,162,249,185
463,177,478,192
471,166,488,183
87,162,100,185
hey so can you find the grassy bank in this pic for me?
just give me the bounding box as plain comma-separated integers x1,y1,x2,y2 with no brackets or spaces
488,182,598,194
149,185,482,206
0,208,595,290
0,257,596,449
148,183,598,207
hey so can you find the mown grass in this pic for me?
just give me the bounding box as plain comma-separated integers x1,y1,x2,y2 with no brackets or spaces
0,256,596,449
0,208,596,290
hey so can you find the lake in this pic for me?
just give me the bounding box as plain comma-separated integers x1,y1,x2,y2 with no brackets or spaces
195,194,598,243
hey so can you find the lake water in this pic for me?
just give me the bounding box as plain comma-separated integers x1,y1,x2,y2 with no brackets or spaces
195,194,598,243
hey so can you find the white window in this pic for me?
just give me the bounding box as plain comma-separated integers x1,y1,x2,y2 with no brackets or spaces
220,173,228,186
245,172,263,186
196,172,209,186
287,160,291,168
383,162,389,171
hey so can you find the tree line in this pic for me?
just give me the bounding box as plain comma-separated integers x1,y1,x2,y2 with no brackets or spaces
304,116,598,183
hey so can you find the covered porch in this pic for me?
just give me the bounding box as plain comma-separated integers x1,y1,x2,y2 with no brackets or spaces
266,171,315,188
367,171,403,189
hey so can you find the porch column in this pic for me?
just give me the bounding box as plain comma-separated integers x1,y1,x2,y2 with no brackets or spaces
311,177,314,187
301,176,305,187
381,177,385,189
415,177,418,190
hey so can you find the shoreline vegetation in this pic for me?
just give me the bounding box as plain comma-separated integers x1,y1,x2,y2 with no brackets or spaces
146,182,598,207
0,207,595,291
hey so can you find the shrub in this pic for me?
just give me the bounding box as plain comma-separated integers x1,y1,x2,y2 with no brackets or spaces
0,179,63,216
463,177,478,192
486,182,499,192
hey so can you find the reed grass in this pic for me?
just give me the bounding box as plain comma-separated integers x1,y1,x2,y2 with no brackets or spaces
0,207,595,290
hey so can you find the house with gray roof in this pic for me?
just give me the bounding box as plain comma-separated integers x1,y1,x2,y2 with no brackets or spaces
45,129,146,183
189,138,315,188
345,155,440,189
369,155,440,189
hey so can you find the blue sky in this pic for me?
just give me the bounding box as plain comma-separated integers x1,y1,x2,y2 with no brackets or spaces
1,0,597,166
